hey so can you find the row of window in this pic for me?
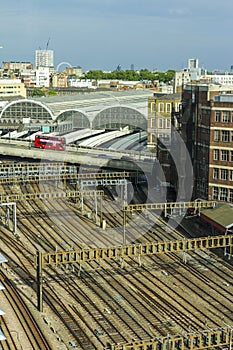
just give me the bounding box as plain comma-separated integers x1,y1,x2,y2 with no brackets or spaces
213,187,233,202
213,149,233,161
213,168,233,181
0,91,21,94
215,111,233,123
158,117,171,129
0,86,21,89
157,103,172,113
214,130,233,142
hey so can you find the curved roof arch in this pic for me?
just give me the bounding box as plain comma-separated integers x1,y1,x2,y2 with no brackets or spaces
56,109,91,128
92,105,147,130
0,98,55,123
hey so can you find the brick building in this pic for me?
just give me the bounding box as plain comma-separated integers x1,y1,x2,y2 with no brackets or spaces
181,84,233,203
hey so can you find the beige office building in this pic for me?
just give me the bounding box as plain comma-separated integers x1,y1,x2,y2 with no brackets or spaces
0,79,27,98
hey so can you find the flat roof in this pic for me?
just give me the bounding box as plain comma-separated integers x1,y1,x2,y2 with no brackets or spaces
201,203,233,230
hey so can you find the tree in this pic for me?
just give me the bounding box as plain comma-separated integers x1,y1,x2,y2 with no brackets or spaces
48,89,57,96
81,68,175,83
31,88,45,97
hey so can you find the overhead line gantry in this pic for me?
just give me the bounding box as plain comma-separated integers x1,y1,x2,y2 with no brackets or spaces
0,161,131,184
105,325,233,350
0,190,104,236
36,234,233,312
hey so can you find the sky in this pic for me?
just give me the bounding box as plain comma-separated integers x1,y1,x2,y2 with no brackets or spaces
1,0,233,72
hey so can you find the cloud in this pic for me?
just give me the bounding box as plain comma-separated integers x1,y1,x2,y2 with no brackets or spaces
1,0,233,71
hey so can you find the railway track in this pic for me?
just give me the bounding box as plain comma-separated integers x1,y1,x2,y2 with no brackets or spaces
0,271,52,350
0,177,233,349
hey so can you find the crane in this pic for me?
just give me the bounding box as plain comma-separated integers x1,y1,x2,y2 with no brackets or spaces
46,38,50,50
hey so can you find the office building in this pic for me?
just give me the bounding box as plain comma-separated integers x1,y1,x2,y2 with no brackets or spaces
35,50,54,68
35,67,51,88
173,58,206,93
188,58,199,70
0,79,27,98
148,93,182,151
147,93,182,188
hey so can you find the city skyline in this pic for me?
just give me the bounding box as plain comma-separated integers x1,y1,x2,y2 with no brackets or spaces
1,0,233,72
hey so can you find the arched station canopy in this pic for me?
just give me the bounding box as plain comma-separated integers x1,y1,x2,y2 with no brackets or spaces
0,99,54,128
0,90,152,131
56,109,90,129
92,105,147,130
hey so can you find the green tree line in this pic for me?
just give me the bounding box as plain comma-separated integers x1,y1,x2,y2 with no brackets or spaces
82,69,175,83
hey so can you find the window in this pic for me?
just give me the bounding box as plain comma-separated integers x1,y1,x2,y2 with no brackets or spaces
231,151,233,162
222,111,230,122
230,170,233,181
213,187,218,200
158,118,163,128
221,169,228,180
221,150,229,161
166,103,171,113
229,189,233,203
214,130,220,141
166,118,171,129
222,130,230,142
213,149,219,160
220,187,227,201
158,103,164,112
215,111,221,122
213,168,219,179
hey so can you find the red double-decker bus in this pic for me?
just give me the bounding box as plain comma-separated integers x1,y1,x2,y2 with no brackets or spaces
34,134,66,151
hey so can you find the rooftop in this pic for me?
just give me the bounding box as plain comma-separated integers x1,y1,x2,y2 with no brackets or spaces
201,203,233,231
29,90,153,117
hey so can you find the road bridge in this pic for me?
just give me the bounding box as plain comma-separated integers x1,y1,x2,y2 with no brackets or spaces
0,139,155,173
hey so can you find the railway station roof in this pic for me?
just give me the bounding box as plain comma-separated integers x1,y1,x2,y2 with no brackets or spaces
0,328,6,341
37,90,152,119
200,203,233,232
0,252,7,263
0,90,152,130
0,90,152,115
0,308,5,316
